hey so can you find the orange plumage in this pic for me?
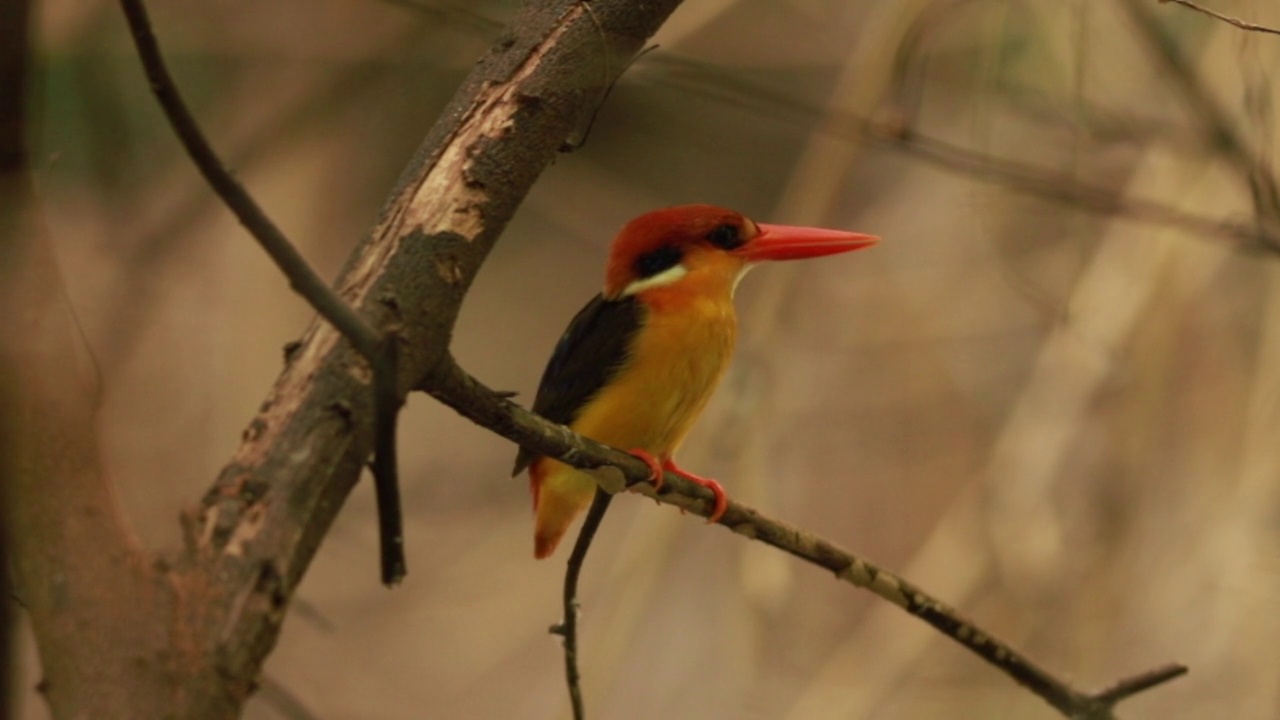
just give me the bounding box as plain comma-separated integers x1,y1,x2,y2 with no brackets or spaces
516,205,876,558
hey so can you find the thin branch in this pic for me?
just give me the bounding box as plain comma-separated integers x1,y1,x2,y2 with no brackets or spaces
549,488,614,720
117,0,380,358
168,1,686,713
118,0,407,584
1121,0,1280,239
881,0,1280,248
1160,0,1280,37
1091,663,1190,707
109,0,1197,714
876,123,1280,250
422,355,1186,720
370,336,406,583
100,23,434,373
641,55,1280,253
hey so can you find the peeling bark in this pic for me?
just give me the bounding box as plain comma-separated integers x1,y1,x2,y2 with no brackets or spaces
167,1,683,715
4,0,683,716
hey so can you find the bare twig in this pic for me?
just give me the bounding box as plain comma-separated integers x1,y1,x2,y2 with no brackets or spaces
1121,0,1280,241
116,0,381,359
166,1,687,714
1092,663,1190,707
100,24,435,373
1160,0,1280,37
881,0,1280,248
95,0,1198,716
10,0,689,714
370,336,405,583
549,488,614,720
877,122,1274,247
118,0,407,584
641,54,1280,252
421,355,1187,720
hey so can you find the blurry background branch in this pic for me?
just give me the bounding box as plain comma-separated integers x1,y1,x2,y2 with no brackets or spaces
637,29,1280,252
1,0,173,716
0,0,26,712
1161,0,1280,37
1119,0,1280,235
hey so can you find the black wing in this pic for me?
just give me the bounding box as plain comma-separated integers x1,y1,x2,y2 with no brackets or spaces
512,293,643,476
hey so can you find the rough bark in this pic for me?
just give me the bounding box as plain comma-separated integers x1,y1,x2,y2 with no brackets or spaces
168,0,683,715
4,0,683,716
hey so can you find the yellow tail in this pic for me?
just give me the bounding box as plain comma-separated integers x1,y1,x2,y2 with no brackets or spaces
530,458,598,559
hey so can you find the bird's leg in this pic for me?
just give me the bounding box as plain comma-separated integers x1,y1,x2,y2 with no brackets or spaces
626,448,665,492
662,459,728,524
624,451,729,523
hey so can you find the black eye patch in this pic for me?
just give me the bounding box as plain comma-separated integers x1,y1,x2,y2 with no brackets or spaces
706,223,743,250
634,244,684,278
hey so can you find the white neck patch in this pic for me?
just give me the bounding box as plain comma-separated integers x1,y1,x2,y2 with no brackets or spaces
621,263,689,296
730,264,755,298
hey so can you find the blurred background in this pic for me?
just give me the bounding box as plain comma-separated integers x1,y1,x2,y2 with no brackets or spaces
15,0,1280,717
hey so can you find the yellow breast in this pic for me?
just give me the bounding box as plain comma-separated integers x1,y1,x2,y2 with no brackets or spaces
571,294,737,457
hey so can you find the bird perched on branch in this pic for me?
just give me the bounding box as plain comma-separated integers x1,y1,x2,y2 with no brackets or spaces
514,204,878,558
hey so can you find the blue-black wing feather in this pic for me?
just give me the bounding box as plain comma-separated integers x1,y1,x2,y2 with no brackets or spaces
512,294,643,476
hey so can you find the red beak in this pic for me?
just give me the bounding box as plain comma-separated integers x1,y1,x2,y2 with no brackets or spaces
735,223,879,262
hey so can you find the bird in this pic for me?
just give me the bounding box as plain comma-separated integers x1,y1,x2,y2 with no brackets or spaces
514,204,878,559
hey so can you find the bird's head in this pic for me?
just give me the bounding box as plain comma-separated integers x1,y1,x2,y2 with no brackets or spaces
603,204,878,302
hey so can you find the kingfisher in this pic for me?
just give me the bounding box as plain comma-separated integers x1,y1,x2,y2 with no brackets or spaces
514,205,877,558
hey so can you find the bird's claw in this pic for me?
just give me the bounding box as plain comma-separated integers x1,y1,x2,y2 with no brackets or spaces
624,451,729,523
663,461,729,524
627,448,665,492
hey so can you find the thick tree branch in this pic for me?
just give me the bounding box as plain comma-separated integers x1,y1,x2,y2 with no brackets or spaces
151,1,686,715
421,356,1187,720
0,0,28,708
14,0,1202,715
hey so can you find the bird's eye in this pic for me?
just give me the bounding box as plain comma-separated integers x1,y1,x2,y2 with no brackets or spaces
634,244,684,278
707,223,743,250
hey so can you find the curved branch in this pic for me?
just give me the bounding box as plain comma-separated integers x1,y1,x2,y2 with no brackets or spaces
550,488,614,720
141,0,686,715
422,355,1187,720
117,0,382,359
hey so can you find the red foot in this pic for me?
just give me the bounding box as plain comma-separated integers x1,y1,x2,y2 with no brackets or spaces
663,459,728,524
627,448,665,492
